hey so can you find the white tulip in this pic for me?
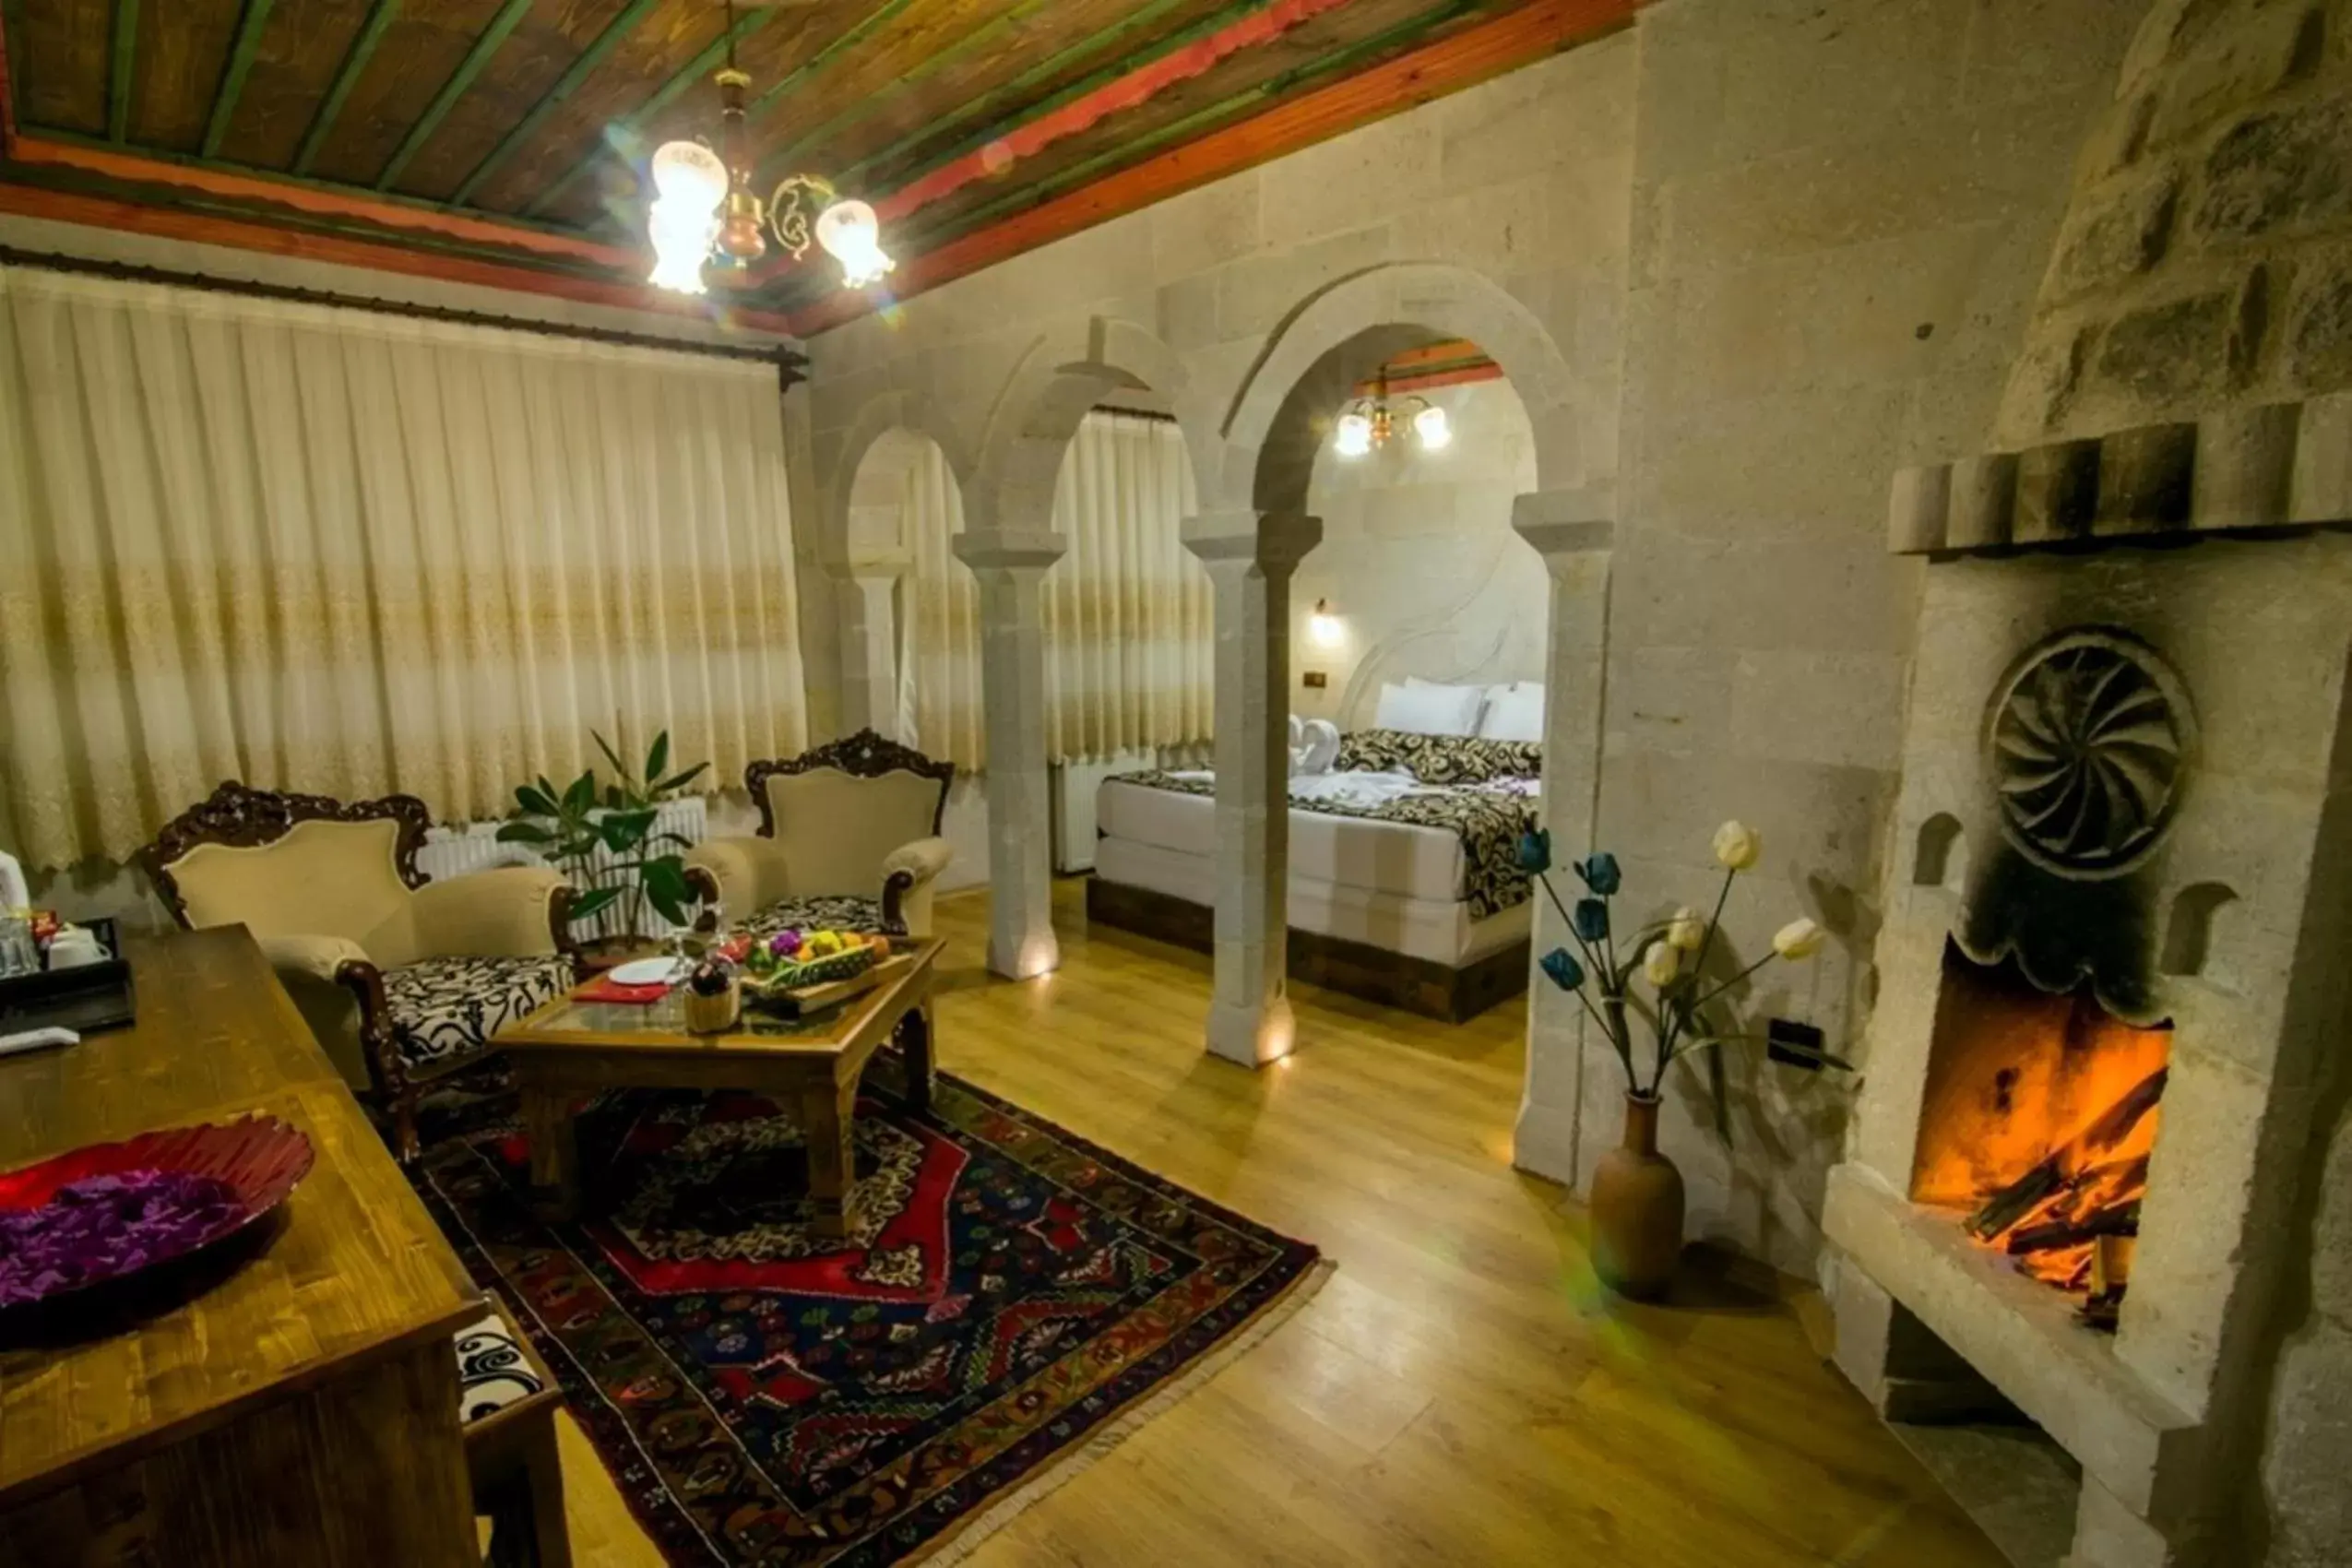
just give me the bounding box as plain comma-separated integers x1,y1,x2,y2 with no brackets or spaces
1666,907,1705,951
1713,820,1761,871
1774,918,1826,960
1643,940,1681,988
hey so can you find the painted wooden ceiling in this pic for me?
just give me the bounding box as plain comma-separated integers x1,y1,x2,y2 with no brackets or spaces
0,0,1636,336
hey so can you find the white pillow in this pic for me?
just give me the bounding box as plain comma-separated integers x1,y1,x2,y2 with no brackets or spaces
1375,681,1485,736
1479,683,1546,742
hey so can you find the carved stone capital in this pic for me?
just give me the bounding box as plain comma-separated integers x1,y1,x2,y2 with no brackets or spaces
952,528,1066,575
1181,509,1322,574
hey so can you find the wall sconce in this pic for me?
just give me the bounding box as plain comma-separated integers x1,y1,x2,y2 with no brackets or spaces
1310,599,1344,648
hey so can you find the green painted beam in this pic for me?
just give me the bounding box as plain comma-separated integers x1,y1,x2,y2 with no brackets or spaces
836,0,1211,189
523,6,780,220
294,0,398,175
107,0,138,142
907,0,1487,247
202,0,277,159
753,0,1060,187
447,0,664,208
375,0,531,191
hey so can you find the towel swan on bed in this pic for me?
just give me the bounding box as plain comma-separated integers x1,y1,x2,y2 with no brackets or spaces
1289,717,1340,777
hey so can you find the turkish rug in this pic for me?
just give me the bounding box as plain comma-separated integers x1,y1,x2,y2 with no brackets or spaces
406,1057,1326,1566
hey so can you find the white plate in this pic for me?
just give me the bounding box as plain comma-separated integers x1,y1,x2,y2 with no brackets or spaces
608,956,685,986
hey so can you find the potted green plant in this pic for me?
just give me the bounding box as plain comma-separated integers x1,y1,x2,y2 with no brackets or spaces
498,731,711,949
1519,820,1850,1299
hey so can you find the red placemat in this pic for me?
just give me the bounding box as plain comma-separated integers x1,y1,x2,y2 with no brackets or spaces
574,978,671,1005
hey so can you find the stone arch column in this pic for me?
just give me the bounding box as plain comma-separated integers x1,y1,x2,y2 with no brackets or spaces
1212,263,1591,1082
1182,507,1321,1065
956,317,1223,981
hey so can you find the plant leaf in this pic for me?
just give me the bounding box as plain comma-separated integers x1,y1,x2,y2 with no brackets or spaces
645,731,671,789
591,730,631,782
569,886,624,923
495,821,556,845
513,784,556,816
562,771,597,816
655,761,710,795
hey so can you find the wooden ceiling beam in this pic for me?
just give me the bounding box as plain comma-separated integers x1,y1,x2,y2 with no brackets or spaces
374,0,531,191
524,5,780,220
741,0,924,134
202,0,278,160
448,0,664,208
106,0,134,142
835,0,1219,190
752,0,1060,185
901,0,1485,244
0,178,801,334
6,133,638,267
789,0,1642,335
295,0,399,176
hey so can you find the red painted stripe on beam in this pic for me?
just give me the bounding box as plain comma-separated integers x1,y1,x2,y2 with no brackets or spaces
6,137,639,269
0,16,19,150
787,0,1642,336
879,0,1356,224
0,182,801,338
1368,361,1505,395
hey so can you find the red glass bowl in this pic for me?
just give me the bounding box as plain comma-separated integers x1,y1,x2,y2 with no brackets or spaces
0,1115,315,1309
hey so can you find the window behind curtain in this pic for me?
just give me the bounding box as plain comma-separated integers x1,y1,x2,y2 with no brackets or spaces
0,267,810,870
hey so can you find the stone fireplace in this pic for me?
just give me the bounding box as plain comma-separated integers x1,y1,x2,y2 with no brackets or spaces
1825,409,2352,1568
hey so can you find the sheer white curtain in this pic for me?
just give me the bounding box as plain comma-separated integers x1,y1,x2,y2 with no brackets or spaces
0,265,809,870
896,410,1209,774
1043,410,1210,762
897,441,984,769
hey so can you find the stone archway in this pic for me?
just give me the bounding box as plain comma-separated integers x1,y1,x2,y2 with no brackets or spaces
954,317,1222,981
1194,263,1613,1091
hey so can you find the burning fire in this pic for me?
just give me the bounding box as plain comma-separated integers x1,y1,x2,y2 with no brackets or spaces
1911,949,2172,1300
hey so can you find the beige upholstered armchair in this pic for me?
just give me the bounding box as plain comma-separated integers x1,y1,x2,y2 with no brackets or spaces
686,730,956,942
144,782,576,1159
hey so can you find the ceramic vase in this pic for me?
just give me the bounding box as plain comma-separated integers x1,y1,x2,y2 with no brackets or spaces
1589,1091,1684,1300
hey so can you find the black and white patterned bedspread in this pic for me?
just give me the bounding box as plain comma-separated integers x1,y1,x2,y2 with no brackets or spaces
1111,769,1540,921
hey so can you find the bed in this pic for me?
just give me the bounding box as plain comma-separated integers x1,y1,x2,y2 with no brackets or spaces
1085,726,1542,1022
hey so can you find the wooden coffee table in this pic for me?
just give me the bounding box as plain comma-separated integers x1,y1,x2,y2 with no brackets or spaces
493,940,941,1236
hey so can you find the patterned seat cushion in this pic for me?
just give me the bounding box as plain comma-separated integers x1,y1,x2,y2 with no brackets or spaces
738,894,905,943
385,955,572,1071
453,1306,547,1425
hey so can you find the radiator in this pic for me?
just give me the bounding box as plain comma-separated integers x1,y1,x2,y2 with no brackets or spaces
419,796,709,944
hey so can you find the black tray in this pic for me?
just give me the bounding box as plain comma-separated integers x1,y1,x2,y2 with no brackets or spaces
0,917,136,1036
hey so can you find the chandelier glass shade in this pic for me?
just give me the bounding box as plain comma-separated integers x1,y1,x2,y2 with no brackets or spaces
1334,373,1453,458
645,6,896,297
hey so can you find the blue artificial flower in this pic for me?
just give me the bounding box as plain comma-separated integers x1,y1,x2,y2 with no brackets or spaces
1575,851,1622,896
1517,828,1553,874
1574,897,1610,942
1539,946,1586,991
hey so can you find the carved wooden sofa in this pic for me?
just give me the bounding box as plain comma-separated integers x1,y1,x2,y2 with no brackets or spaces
685,730,956,941
144,782,577,1160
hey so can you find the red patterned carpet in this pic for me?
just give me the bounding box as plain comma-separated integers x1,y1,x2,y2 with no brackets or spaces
408,1056,1325,1565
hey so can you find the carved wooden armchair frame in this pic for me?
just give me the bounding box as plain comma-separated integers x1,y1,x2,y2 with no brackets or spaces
144,781,577,1159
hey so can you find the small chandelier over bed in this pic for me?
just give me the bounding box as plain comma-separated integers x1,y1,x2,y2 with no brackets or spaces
1334,367,1452,459
646,0,897,297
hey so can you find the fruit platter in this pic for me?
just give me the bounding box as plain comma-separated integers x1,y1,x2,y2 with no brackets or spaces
718,926,899,1016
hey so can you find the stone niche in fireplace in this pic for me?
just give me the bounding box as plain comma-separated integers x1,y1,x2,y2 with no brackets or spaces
1824,412,2352,1568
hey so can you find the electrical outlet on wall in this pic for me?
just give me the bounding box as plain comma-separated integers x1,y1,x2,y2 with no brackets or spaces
1302,671,1328,689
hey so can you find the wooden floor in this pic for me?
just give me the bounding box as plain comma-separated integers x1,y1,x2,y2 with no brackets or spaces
555,878,2006,1567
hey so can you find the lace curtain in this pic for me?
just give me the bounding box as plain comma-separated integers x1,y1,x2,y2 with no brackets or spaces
897,410,1208,773
0,266,810,870
1042,410,1210,762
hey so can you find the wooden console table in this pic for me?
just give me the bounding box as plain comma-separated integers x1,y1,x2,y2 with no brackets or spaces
0,927,484,1567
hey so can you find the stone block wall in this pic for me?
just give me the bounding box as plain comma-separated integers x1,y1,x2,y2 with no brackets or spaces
1540,0,2144,1277
1996,0,2352,444
1290,377,1546,727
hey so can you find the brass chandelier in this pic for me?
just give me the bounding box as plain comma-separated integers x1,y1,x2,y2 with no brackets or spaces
646,0,896,297
1334,367,1452,458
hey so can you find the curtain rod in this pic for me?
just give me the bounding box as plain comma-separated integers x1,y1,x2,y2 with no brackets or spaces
1093,404,1179,425
0,245,810,389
